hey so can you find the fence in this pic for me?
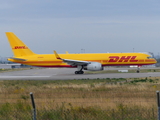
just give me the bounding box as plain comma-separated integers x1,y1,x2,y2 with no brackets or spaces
0,78,160,120
0,102,157,120
0,91,158,120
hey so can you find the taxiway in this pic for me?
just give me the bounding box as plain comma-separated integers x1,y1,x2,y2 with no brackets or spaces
0,67,159,80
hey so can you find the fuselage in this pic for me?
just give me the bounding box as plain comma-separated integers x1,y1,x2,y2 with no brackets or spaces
8,52,157,67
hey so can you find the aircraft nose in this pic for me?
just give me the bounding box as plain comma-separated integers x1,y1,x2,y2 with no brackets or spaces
148,58,157,64
154,59,157,64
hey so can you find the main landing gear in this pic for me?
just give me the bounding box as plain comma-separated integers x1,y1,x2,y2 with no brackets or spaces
75,71,84,74
75,66,84,74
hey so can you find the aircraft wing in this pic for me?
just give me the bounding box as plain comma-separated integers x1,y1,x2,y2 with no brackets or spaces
61,59,90,66
54,51,90,66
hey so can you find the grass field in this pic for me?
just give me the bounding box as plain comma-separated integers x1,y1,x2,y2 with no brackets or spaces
0,76,159,119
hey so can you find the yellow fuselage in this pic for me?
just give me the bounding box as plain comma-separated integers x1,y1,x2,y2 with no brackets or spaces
8,53,156,67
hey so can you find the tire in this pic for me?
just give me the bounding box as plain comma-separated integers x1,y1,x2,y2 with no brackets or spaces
75,71,84,74
80,71,84,74
75,71,78,74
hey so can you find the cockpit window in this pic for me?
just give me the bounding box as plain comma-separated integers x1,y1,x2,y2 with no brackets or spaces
147,57,154,59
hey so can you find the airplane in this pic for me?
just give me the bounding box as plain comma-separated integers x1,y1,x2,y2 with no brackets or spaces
6,32,157,74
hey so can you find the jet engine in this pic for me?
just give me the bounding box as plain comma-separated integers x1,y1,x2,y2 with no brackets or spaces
84,62,103,71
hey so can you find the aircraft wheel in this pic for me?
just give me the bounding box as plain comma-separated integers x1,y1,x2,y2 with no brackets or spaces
137,70,140,73
75,71,84,74
75,71,78,74
78,71,84,74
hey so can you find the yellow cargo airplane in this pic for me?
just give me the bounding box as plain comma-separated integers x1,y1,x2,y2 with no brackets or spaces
6,32,157,74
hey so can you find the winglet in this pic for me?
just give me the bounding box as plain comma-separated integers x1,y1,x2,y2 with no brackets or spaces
54,51,61,59
66,51,69,54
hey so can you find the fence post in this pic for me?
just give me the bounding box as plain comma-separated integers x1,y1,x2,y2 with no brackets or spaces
157,91,160,120
30,92,36,120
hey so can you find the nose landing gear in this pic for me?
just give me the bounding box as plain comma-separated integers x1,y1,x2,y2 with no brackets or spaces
136,66,141,73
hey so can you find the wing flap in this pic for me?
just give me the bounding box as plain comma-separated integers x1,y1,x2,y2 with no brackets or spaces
54,51,90,66
62,59,90,66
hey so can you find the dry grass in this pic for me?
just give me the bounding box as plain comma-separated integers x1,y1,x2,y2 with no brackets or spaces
0,77,159,119
0,68,159,119
0,77,158,109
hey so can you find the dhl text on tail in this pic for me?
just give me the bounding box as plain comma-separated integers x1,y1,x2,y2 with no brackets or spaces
6,32,157,74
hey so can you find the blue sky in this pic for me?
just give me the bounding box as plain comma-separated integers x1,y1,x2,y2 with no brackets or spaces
1,0,160,57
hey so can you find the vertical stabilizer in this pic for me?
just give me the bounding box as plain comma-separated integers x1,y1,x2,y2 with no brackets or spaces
6,32,36,57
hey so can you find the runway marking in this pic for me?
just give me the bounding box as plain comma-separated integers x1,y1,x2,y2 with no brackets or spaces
0,76,50,78
147,72,159,74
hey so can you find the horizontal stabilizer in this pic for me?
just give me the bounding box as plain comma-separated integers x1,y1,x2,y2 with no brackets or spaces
9,57,26,61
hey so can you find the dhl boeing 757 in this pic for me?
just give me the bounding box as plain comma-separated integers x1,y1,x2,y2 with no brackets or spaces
5,32,157,74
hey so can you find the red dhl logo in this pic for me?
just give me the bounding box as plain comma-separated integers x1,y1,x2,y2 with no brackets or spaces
108,56,138,62
13,46,28,49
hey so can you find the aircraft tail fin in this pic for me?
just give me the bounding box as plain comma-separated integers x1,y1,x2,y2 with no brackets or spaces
6,32,36,57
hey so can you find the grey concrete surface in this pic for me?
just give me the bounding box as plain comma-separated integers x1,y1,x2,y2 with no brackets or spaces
0,67,159,80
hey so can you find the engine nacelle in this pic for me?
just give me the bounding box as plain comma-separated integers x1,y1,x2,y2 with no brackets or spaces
84,62,103,71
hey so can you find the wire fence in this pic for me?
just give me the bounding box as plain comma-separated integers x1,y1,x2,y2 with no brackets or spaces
0,92,158,120
0,78,159,120
0,103,157,120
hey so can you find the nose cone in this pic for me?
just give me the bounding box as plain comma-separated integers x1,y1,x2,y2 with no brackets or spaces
154,59,157,64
